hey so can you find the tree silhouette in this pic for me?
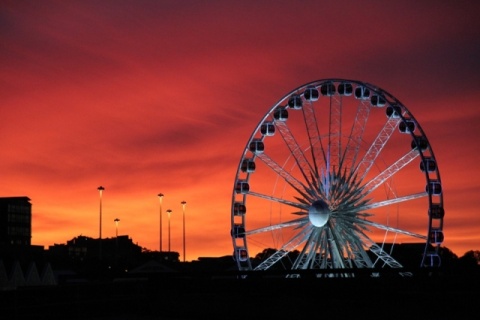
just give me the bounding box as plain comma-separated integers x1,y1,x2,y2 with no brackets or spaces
459,250,480,268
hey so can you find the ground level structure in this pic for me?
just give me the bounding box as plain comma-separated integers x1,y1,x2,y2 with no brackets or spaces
1,268,478,319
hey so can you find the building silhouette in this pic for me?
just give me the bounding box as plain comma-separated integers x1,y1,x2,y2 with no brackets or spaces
48,235,143,264
0,196,32,246
0,196,44,272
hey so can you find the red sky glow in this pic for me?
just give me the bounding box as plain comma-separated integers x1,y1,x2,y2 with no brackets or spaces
1,0,480,260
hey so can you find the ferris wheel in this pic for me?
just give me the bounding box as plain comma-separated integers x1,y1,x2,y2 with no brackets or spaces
231,79,444,274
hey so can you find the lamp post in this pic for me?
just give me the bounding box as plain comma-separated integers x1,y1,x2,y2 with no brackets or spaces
114,218,120,237
166,209,172,252
114,218,120,251
97,186,105,260
158,193,164,252
181,201,186,262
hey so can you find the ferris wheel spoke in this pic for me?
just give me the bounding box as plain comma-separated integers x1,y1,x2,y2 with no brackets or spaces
247,190,307,210
292,227,323,269
359,219,427,240
317,232,331,268
254,226,312,271
357,233,404,268
295,229,331,269
333,226,372,269
308,230,325,269
256,152,315,201
328,95,343,172
341,99,371,174
354,117,401,180
363,149,420,194
348,238,374,268
275,121,315,186
325,226,347,269
358,191,428,211
328,226,349,269
301,101,326,178
244,217,306,236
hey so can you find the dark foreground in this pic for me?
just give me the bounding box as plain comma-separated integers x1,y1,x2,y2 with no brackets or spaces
1,269,478,320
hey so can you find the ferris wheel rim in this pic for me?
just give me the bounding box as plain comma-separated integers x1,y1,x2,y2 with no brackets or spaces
231,79,444,274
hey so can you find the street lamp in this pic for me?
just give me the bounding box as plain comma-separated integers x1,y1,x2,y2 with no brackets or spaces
166,209,172,252
97,186,105,260
158,193,164,252
181,201,186,262
114,218,120,237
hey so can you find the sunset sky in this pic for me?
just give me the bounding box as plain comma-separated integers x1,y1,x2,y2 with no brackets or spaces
1,0,479,261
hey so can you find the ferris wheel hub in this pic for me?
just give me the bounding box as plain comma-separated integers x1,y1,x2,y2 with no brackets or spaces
308,200,331,227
